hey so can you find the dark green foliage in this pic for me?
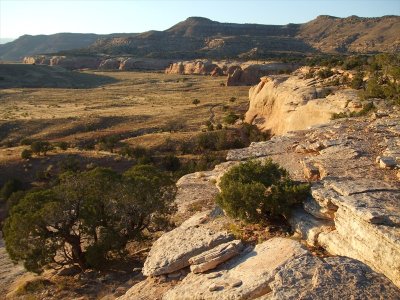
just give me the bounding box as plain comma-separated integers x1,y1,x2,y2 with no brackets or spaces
98,135,120,153
192,99,200,106
316,68,334,79
238,123,270,145
3,166,176,273
56,141,69,151
331,102,375,119
1,179,23,201
216,123,223,130
162,154,181,172
229,97,236,102
20,138,34,146
58,155,81,173
216,160,309,223
21,149,32,160
31,141,52,156
351,71,364,90
223,112,239,124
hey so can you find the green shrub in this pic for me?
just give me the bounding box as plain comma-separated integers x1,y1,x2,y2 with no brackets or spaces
350,71,364,90
56,141,69,151
31,141,52,156
1,179,23,201
21,149,32,160
192,99,200,106
316,69,334,79
216,160,309,223
223,112,239,125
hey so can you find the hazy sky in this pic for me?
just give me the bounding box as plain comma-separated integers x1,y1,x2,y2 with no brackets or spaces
1,0,399,39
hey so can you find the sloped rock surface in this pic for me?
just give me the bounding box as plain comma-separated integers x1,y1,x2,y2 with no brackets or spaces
163,238,309,300
142,211,234,276
269,255,400,300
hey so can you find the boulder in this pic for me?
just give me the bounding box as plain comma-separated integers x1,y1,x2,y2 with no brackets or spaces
189,240,243,273
142,211,234,276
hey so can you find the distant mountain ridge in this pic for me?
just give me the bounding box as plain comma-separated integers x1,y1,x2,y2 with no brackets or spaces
1,15,399,61
0,32,137,61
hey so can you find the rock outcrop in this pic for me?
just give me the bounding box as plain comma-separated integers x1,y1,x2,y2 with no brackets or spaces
119,109,400,299
226,63,297,86
98,58,121,70
228,109,400,288
23,55,173,71
119,58,172,71
245,74,361,135
49,56,101,70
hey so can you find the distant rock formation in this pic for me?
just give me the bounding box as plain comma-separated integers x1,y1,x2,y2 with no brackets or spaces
164,60,297,86
226,63,297,86
119,58,172,71
165,60,220,75
49,56,101,70
22,55,173,71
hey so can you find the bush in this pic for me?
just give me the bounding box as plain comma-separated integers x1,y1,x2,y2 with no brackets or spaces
31,141,52,156
216,160,309,223
1,179,23,203
316,69,334,79
350,71,364,90
98,135,120,153
21,149,32,160
56,141,69,151
192,99,200,106
223,112,239,125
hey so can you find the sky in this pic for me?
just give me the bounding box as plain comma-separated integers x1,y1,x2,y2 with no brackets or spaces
0,0,399,39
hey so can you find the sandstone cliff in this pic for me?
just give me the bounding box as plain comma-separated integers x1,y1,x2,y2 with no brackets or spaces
245,72,361,135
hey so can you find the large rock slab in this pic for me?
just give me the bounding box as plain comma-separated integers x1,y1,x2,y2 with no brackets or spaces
142,211,234,276
269,255,400,299
163,238,309,300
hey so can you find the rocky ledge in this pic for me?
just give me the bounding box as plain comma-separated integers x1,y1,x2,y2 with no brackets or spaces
118,109,400,299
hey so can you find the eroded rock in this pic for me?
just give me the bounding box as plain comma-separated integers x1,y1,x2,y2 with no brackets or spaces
189,240,243,273
142,211,234,276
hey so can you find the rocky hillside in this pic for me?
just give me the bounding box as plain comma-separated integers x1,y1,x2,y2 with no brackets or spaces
115,108,400,299
0,64,116,88
83,15,399,59
17,16,399,67
298,15,400,53
0,32,137,61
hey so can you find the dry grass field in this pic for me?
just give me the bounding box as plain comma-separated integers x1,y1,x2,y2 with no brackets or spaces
0,67,252,298
0,68,250,185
